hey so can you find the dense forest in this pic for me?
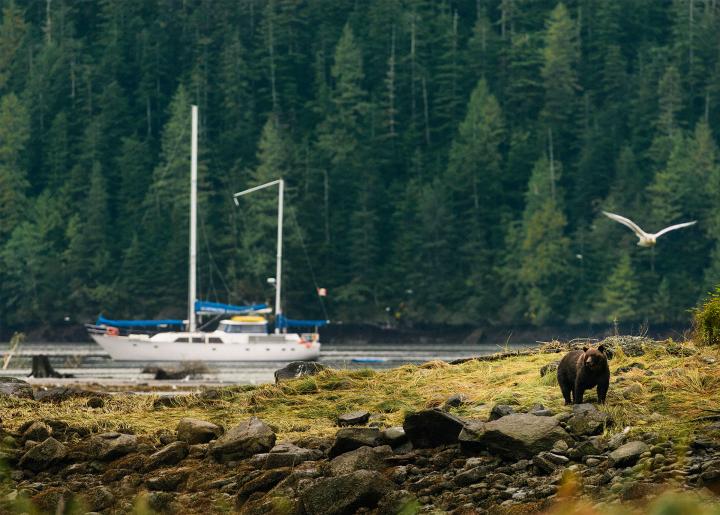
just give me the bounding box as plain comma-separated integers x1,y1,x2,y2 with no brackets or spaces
1,0,719,332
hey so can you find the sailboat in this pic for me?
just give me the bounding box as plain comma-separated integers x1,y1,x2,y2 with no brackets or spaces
85,105,324,361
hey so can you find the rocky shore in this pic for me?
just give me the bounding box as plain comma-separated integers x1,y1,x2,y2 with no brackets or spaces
1,336,720,514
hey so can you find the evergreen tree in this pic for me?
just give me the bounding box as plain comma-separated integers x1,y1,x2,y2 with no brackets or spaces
517,156,572,324
593,253,640,323
540,2,580,160
0,93,29,239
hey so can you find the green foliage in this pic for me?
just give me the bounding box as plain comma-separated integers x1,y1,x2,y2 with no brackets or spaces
695,286,720,346
1,1,719,330
594,253,640,323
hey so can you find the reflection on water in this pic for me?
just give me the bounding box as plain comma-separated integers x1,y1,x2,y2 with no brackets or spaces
1,341,532,385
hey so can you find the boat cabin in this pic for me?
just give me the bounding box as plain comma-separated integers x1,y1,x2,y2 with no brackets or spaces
217,315,268,334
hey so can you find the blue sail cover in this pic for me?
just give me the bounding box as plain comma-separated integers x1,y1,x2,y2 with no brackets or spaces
96,315,184,328
276,314,329,329
195,300,268,315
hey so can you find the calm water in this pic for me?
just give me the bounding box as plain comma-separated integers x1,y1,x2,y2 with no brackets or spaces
1,341,532,385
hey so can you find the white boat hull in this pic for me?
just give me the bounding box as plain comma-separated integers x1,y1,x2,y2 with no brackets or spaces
89,333,321,362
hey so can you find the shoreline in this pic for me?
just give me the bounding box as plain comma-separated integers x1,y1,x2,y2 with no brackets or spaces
2,335,720,514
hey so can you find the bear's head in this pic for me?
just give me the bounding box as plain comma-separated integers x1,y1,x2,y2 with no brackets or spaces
582,345,608,372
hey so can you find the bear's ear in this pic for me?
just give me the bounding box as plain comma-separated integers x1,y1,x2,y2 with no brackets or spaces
598,344,606,354
582,346,589,352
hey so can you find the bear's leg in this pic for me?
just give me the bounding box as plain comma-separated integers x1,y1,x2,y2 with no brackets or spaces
573,380,584,404
560,381,572,405
597,379,609,404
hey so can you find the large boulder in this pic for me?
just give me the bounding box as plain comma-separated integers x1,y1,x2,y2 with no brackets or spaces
609,441,649,467
489,404,515,421
274,362,326,383
22,421,52,442
0,377,33,399
249,443,323,469
458,414,572,459
566,403,610,436
144,441,189,471
86,432,139,461
337,411,370,427
146,468,191,492
329,427,383,458
210,417,275,463
34,387,97,403
329,445,390,476
176,418,222,444
301,470,393,515
18,437,67,472
403,408,465,448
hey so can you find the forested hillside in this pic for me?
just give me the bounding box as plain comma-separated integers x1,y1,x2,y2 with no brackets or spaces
1,0,719,330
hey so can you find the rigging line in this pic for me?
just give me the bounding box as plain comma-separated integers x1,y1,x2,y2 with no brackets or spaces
198,207,236,302
288,204,329,321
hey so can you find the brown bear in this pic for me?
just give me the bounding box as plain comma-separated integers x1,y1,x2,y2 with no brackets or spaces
557,345,610,405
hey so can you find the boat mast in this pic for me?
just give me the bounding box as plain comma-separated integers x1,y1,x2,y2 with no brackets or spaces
233,178,285,334
275,179,284,334
189,105,198,332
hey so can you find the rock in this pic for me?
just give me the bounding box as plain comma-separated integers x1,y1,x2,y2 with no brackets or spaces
403,408,465,448
144,441,189,471
443,394,467,409
31,487,72,513
607,429,630,451
622,383,643,399
237,468,292,499
22,421,52,442
540,361,560,377
609,441,649,467
566,404,610,436
569,439,602,460
146,491,176,513
329,427,383,457
489,404,515,421
274,361,326,383
84,486,115,511
18,437,67,472
459,414,572,459
0,377,33,399
210,417,276,463
86,396,105,408
146,468,191,491
34,386,96,402
382,426,407,446
176,418,223,444
301,470,393,515
329,445,390,476
615,362,645,374
249,443,323,469
152,396,183,408
529,404,554,417
666,342,696,357
453,465,493,487
601,336,649,357
86,432,138,461
337,411,370,427
188,443,208,459
376,490,419,515
552,440,569,453
533,451,569,474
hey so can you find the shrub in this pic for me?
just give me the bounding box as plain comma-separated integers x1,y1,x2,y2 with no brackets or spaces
695,286,720,345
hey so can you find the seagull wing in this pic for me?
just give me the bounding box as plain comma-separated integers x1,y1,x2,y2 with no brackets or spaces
653,220,697,238
602,211,649,239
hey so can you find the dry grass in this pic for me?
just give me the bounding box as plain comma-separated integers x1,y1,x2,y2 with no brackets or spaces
2,339,720,444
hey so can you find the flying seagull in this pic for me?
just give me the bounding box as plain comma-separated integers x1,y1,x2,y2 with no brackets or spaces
602,211,697,247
